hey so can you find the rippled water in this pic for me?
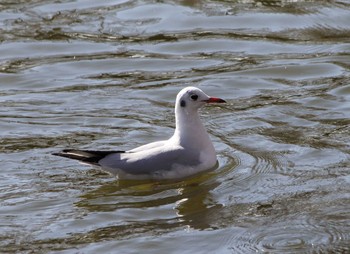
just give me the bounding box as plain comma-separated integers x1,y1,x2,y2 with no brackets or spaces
1,0,349,253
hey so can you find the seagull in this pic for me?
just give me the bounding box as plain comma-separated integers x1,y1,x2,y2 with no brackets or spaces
53,86,226,180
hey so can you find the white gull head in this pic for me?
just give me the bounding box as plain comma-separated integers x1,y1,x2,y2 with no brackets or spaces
173,86,226,144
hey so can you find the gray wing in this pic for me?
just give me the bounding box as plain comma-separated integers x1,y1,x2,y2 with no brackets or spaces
98,146,200,175
128,140,167,153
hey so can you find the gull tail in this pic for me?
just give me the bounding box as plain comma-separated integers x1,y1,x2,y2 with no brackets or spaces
52,149,125,165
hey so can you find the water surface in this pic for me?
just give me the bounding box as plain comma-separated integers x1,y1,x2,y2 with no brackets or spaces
0,0,349,253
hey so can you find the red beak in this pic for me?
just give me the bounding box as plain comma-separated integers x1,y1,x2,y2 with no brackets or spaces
205,97,226,103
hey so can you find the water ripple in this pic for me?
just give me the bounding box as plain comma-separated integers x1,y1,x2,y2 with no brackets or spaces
229,214,350,253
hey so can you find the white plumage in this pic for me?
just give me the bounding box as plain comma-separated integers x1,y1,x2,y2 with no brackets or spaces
53,87,226,180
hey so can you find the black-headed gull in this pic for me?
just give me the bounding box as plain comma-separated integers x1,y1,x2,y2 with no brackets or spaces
53,87,226,179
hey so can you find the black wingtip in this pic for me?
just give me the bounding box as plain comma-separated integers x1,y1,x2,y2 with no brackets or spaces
52,149,125,165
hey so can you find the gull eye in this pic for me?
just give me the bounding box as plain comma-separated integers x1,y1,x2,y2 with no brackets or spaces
190,94,198,101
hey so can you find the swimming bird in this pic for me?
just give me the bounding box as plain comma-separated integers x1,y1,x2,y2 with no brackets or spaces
53,87,226,180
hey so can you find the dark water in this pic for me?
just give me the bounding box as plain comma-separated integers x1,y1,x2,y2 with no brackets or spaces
1,0,349,253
